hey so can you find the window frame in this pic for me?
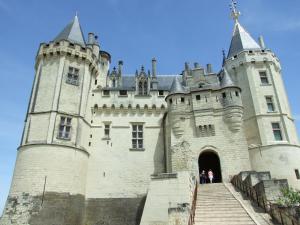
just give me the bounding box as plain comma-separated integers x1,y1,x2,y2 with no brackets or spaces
266,96,275,112
259,71,269,85
272,122,283,141
131,124,144,150
104,124,110,139
58,116,72,140
66,66,79,86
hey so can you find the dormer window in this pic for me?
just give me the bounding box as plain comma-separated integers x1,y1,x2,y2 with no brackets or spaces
138,80,148,95
158,90,164,96
103,90,110,96
119,90,127,96
66,67,79,86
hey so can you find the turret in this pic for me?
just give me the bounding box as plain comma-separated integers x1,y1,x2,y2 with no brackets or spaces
2,15,98,223
225,1,300,189
166,77,190,138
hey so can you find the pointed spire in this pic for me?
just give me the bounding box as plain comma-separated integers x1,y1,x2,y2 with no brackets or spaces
222,49,226,66
170,77,185,94
227,1,260,58
220,68,234,87
53,15,86,46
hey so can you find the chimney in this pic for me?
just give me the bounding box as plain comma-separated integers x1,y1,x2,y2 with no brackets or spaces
152,58,157,78
88,33,95,45
194,62,200,69
118,60,123,76
258,35,266,49
185,62,190,71
206,64,212,74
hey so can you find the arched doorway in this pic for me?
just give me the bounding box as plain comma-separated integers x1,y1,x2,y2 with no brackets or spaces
198,151,222,183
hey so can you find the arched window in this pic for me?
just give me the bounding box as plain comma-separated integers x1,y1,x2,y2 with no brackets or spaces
139,81,143,95
143,81,148,95
112,79,116,87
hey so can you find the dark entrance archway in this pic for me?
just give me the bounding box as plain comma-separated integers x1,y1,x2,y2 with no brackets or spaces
198,151,222,183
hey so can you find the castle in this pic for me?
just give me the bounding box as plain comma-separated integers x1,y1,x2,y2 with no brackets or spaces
1,2,300,225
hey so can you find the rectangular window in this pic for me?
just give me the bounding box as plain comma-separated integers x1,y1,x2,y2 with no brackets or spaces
222,93,226,98
104,124,110,138
272,123,283,141
199,124,215,137
266,96,275,112
132,124,143,149
158,90,164,96
260,71,269,85
119,90,127,96
58,116,72,139
196,95,201,100
181,97,185,103
66,67,79,85
295,169,300,180
103,90,110,96
169,99,172,104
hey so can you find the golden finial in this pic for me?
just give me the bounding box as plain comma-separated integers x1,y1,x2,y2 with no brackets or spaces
230,0,241,22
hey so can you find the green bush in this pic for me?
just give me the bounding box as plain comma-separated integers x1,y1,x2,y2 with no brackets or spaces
277,187,300,207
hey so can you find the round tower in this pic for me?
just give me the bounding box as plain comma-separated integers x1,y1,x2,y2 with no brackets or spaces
1,16,104,224
225,6,300,188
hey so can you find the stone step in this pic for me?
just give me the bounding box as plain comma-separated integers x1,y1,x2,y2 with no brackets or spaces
197,199,237,202
195,213,252,218
195,213,250,218
196,203,241,207
194,183,256,225
194,222,256,225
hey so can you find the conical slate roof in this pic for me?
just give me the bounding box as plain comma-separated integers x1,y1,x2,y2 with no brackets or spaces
170,77,185,94
220,68,234,88
53,15,86,46
228,21,260,58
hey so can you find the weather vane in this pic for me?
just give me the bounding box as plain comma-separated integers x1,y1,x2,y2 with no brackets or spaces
230,0,241,22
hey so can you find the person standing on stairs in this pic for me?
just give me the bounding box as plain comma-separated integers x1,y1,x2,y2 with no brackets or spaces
208,169,214,183
200,170,206,184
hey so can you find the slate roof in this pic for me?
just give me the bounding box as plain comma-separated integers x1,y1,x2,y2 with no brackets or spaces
105,75,181,91
169,77,185,94
53,15,86,46
228,21,261,58
220,68,235,88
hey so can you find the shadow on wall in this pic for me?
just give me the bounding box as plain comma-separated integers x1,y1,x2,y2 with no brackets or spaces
152,124,166,175
84,196,147,225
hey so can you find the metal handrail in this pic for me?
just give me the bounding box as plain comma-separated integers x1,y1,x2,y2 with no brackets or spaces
231,177,300,225
188,182,198,225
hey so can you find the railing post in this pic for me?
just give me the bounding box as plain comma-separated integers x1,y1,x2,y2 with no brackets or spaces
279,210,284,225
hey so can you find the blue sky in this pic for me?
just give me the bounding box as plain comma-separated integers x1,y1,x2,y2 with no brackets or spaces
1,0,300,213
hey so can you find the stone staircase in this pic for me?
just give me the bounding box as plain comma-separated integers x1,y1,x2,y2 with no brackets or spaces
194,183,256,225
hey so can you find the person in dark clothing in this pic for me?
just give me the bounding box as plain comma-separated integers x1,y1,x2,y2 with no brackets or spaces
200,170,206,184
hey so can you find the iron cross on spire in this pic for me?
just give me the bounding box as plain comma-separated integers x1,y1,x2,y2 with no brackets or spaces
230,0,241,22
